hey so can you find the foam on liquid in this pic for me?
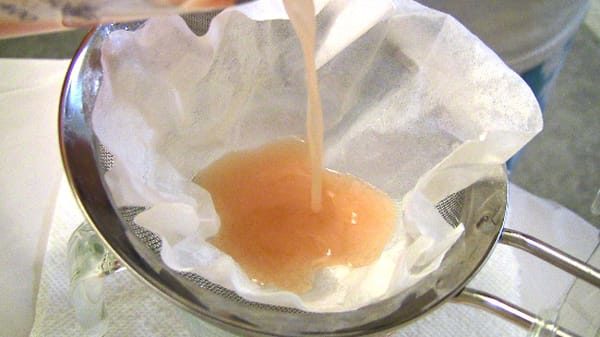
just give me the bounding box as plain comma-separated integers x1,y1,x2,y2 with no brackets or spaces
192,0,397,293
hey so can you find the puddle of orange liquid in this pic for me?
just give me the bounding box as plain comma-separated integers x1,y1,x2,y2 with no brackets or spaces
193,138,397,293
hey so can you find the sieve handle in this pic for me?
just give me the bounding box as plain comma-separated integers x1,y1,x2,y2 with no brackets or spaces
453,228,600,336
454,288,580,337
67,222,123,337
500,229,600,288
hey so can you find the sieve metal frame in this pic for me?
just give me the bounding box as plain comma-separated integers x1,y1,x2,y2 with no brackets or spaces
59,18,599,337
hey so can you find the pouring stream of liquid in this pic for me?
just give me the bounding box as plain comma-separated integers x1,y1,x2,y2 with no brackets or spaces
283,0,324,212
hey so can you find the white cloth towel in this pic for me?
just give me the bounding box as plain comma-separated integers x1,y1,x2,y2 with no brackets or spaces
0,59,70,337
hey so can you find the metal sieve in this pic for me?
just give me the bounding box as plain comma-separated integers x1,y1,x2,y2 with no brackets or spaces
60,13,600,337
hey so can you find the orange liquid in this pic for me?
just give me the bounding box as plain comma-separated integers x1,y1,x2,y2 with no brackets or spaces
193,138,397,293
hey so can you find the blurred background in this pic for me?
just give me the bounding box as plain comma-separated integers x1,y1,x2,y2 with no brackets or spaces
0,1,598,227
